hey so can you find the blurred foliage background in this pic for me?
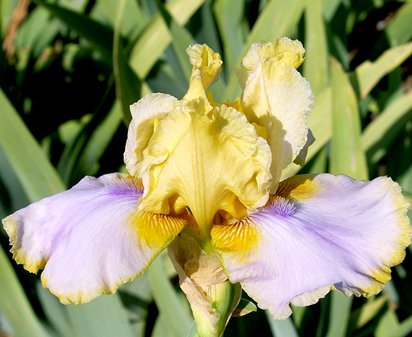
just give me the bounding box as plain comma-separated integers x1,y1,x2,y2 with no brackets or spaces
1,0,412,336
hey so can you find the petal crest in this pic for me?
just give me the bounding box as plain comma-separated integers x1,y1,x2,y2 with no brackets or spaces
2,173,187,304
184,44,222,100
241,38,313,190
211,174,411,319
137,100,272,235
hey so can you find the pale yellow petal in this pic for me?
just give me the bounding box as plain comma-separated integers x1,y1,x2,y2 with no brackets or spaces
136,98,272,236
124,93,177,176
243,38,305,71
241,38,313,191
184,44,222,100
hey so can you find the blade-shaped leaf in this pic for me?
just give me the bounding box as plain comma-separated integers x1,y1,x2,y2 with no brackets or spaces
213,0,245,79
394,316,412,337
282,87,332,179
354,42,412,99
330,58,368,180
129,0,204,79
33,0,114,63
325,293,352,337
376,309,400,337
152,315,175,337
15,6,62,57
362,90,412,165
304,0,329,94
326,56,368,337
385,1,412,46
0,88,65,200
113,0,142,122
156,1,194,80
349,296,387,330
223,0,305,100
266,311,299,337
65,296,135,337
37,284,75,337
0,246,50,337
93,0,148,38
196,0,222,53
322,0,343,21
148,257,193,337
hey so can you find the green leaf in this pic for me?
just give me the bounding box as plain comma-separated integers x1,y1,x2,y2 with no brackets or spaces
148,257,193,337
376,309,400,337
246,0,304,45
1,0,18,33
113,0,143,122
37,284,75,337
65,296,135,337
33,0,114,63
152,315,176,337
129,0,204,79
291,307,306,330
223,0,305,100
57,98,124,185
0,87,137,337
304,0,329,94
145,55,187,97
384,1,412,46
0,246,50,337
0,88,65,200
15,6,62,57
266,311,299,337
349,296,387,330
233,298,257,317
0,147,29,217
362,90,412,165
56,0,88,12
321,0,343,21
186,323,199,337
57,116,92,184
382,281,400,310
93,0,148,38
394,316,412,337
282,87,332,179
77,101,123,176
325,293,352,337
326,56,368,337
196,0,222,53
353,42,412,99
119,275,152,337
330,58,368,180
306,87,332,159
156,1,194,80
213,0,245,78
196,0,227,101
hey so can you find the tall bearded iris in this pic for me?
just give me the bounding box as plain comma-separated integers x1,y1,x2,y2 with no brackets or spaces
3,38,411,337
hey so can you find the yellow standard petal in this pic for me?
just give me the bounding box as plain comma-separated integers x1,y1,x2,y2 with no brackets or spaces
136,98,272,238
241,37,313,191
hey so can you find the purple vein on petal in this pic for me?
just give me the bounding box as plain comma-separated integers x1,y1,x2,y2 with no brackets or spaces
106,176,143,197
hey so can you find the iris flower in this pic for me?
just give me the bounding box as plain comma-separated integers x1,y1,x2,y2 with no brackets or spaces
3,38,411,337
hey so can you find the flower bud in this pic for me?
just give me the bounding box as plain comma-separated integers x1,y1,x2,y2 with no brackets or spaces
168,232,242,337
